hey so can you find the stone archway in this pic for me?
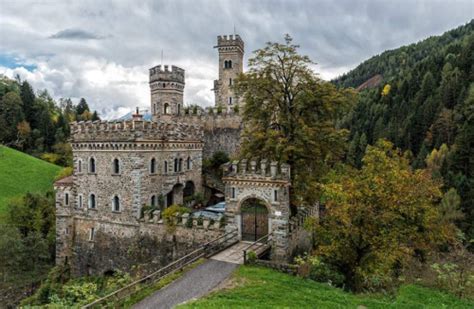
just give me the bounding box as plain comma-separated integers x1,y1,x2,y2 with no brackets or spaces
183,181,195,199
166,183,183,206
240,198,269,241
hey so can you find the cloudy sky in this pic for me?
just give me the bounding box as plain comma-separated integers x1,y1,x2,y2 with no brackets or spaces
0,0,472,119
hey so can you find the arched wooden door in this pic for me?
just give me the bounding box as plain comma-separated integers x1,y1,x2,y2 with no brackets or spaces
241,198,269,241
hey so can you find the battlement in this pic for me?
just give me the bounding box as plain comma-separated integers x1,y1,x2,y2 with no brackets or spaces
216,34,244,52
149,65,185,84
222,159,291,183
69,119,204,143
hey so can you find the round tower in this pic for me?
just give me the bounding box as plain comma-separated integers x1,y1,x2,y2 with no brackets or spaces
149,65,185,120
214,34,244,111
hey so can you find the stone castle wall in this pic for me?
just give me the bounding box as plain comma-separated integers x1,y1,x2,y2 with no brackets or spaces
71,217,223,276
164,110,243,159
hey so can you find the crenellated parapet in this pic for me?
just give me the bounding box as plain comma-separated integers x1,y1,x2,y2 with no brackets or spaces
216,34,244,53
70,119,204,142
149,65,185,85
222,159,291,185
172,108,242,130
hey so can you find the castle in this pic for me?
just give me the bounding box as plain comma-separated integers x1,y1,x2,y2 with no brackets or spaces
55,35,313,276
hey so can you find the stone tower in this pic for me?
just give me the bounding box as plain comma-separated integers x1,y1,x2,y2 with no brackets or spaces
214,34,244,111
150,65,185,120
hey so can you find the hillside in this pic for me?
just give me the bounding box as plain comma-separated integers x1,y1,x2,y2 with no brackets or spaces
0,145,61,214
181,266,474,308
334,20,474,242
334,20,473,89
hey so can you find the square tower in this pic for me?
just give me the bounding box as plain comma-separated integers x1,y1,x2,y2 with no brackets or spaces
214,34,244,111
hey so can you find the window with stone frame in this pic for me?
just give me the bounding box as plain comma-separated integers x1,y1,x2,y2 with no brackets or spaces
89,227,95,241
164,161,168,174
151,195,157,207
231,187,236,199
186,157,192,170
65,192,69,206
112,195,120,212
150,158,157,174
174,158,179,173
78,194,83,208
273,189,278,202
164,103,170,114
89,157,96,173
112,158,120,174
78,159,82,173
89,193,96,209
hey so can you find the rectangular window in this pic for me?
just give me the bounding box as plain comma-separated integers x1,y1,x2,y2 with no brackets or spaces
229,78,232,86
78,195,83,208
273,189,278,202
65,193,69,205
231,187,236,199
89,227,95,241
65,227,69,235
228,97,233,105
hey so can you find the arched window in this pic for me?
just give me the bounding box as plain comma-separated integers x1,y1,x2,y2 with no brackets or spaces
113,158,120,174
174,158,178,173
78,194,83,208
151,195,157,207
224,60,233,69
89,194,96,209
150,158,156,174
78,160,82,173
164,103,170,115
112,195,120,212
164,161,168,174
89,158,96,173
179,158,183,172
186,157,191,170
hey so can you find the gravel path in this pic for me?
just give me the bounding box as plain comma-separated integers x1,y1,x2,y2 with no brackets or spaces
132,259,237,309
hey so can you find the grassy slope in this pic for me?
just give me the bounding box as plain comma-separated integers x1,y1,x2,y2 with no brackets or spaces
0,145,61,214
181,266,473,309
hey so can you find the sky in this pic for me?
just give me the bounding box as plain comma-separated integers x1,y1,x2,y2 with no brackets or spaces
0,0,473,119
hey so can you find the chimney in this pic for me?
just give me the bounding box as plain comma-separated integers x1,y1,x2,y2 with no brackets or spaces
132,107,143,121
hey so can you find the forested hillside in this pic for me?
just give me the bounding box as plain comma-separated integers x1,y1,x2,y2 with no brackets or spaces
335,20,474,244
0,76,100,166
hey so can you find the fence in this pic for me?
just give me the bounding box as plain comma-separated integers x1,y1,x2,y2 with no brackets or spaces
82,229,239,308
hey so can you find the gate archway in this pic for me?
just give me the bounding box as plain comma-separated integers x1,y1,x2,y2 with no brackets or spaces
240,198,269,241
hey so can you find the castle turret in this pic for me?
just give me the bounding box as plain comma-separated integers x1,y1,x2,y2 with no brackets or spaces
149,65,185,120
214,34,244,111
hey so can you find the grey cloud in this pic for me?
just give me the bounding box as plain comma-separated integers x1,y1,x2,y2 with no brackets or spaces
49,28,106,40
0,0,472,119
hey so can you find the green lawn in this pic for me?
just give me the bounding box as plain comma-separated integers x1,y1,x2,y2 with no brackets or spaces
181,266,473,309
0,146,61,215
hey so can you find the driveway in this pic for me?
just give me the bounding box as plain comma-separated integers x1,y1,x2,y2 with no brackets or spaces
132,259,237,309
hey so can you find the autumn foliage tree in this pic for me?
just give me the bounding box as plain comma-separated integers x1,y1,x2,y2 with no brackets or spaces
315,140,458,291
235,35,355,207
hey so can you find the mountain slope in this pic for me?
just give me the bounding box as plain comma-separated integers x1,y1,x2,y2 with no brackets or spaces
335,20,474,243
0,145,61,213
334,20,473,89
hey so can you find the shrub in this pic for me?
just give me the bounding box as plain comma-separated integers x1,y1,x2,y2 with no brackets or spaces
219,216,227,228
197,216,204,226
162,204,190,231
233,105,239,114
295,255,345,287
55,167,73,181
186,216,193,228
246,251,257,263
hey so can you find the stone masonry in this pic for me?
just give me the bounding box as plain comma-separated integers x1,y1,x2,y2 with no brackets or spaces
54,34,313,276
